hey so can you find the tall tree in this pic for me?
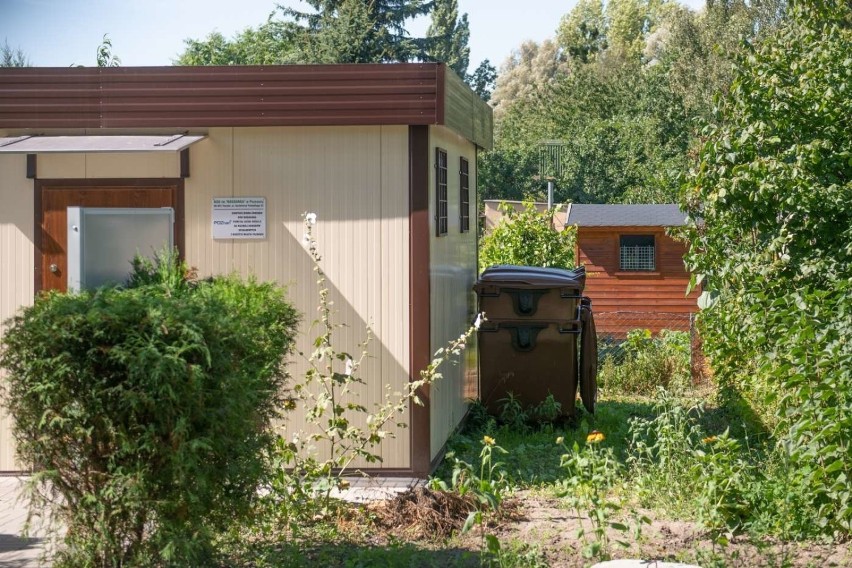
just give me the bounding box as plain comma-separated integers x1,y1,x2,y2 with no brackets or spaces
557,0,607,63
489,39,570,118
1,39,30,67
177,21,298,65
278,0,434,63
487,55,691,204
656,0,787,120
480,0,789,205
467,59,497,101
558,0,680,63
605,0,648,58
426,0,470,77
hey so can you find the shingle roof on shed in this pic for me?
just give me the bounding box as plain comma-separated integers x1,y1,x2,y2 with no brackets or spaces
565,204,687,227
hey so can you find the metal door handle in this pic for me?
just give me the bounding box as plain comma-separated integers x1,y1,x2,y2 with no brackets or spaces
49,263,59,274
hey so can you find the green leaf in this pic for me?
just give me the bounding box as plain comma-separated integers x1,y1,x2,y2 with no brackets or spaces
461,511,480,534
485,534,501,554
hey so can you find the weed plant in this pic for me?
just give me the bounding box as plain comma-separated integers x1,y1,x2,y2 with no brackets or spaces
598,329,691,396
436,396,656,487
556,431,648,560
627,390,761,534
431,436,509,565
626,389,835,540
443,387,837,546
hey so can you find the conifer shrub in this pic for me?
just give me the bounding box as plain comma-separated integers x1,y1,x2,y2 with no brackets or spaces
0,252,299,566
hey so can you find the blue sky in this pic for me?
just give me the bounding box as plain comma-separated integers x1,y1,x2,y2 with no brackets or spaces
1,0,705,71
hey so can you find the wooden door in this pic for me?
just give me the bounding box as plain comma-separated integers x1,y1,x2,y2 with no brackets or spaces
36,180,184,293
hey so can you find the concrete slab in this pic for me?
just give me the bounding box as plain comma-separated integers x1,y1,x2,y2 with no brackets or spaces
0,477,47,568
330,476,424,503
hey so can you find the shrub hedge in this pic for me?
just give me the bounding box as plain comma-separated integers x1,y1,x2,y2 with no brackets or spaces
1,252,300,566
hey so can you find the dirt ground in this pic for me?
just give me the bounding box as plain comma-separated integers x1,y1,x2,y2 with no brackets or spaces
367,489,851,568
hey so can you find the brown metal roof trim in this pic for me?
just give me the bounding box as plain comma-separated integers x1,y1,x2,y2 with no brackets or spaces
0,64,491,147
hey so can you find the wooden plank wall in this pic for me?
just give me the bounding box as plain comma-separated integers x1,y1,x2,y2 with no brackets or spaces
578,227,699,335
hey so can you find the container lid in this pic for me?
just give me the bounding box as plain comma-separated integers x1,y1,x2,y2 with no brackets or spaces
476,265,585,290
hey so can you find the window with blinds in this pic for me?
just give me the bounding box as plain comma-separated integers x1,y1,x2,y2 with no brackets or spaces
459,157,470,233
436,148,448,236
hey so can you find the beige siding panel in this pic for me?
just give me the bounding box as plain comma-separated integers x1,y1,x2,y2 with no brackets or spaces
188,125,411,469
0,125,412,472
428,125,478,460
379,126,411,467
0,154,35,471
183,128,235,278
37,152,178,179
83,152,178,178
38,153,86,178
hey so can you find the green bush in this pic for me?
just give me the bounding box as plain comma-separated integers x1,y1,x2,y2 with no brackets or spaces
479,200,576,272
682,2,852,538
0,251,299,566
598,329,690,395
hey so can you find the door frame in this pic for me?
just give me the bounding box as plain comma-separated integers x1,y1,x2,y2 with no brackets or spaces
34,178,185,294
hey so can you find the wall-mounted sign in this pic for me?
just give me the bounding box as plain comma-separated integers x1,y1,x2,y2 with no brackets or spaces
212,197,266,239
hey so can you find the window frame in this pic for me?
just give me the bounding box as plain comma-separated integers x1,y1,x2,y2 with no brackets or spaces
459,156,470,233
435,147,448,236
618,234,656,271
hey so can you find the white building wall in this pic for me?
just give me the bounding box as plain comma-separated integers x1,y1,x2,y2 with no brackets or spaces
0,125,413,470
0,154,35,471
428,125,479,460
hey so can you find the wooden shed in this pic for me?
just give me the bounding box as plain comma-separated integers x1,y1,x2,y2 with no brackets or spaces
0,64,492,476
566,204,699,336
482,201,699,336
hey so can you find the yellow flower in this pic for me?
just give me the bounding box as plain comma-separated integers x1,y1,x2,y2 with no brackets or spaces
482,436,496,446
586,430,605,444
702,436,718,444
556,436,564,445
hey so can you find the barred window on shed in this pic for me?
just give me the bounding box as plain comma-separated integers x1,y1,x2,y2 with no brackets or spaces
619,235,655,271
436,148,448,236
459,157,470,233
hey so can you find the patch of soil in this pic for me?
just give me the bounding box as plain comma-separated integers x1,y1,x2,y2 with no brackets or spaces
495,491,852,568
359,490,850,568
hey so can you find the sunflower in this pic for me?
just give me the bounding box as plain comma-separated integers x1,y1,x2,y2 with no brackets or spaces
586,430,605,444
